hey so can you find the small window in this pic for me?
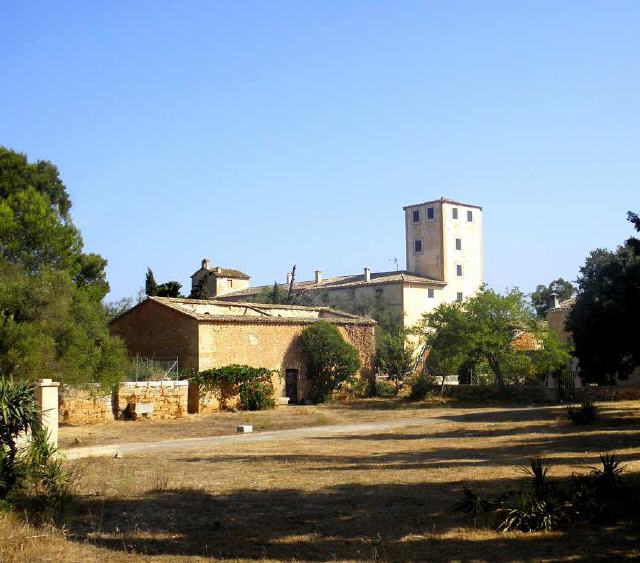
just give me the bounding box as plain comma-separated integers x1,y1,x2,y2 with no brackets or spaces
412,209,420,222
427,288,435,299
375,288,383,298
427,207,434,220
452,207,458,219
455,238,462,251
228,279,234,287
414,239,423,253
456,292,463,302
456,264,463,277
467,210,473,222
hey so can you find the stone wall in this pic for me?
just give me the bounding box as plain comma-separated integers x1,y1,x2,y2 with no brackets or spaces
109,299,200,370
188,381,240,414
116,381,188,420
575,385,640,402
197,321,375,404
59,385,113,425
59,381,190,424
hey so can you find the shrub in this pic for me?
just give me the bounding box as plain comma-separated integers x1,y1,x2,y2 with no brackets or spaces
409,373,437,401
239,378,275,411
194,365,277,411
566,402,598,425
375,380,397,397
18,429,75,519
300,321,361,403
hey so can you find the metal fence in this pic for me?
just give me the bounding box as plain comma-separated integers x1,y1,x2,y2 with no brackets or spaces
132,355,180,382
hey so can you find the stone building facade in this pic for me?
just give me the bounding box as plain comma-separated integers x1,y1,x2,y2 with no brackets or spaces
109,297,376,407
211,197,484,331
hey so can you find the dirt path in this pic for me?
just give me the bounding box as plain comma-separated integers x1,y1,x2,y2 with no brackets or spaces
63,416,448,459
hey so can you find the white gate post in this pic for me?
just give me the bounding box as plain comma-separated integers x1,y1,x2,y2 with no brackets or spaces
35,379,60,448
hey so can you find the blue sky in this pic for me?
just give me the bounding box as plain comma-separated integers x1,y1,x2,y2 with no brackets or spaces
2,1,639,301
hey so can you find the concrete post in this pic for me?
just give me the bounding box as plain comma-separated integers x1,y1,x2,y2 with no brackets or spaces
35,379,60,448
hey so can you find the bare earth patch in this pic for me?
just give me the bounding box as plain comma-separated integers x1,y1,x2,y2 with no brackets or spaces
2,399,640,561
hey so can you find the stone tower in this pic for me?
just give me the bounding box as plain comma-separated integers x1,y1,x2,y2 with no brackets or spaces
403,197,483,303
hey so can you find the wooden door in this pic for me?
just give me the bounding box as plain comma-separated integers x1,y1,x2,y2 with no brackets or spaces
285,369,298,403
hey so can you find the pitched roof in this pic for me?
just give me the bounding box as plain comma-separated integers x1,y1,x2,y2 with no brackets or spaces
112,297,376,326
219,269,446,299
403,197,483,210
548,298,576,312
191,266,250,280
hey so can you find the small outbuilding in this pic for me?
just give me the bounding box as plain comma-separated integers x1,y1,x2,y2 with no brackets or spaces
109,297,376,409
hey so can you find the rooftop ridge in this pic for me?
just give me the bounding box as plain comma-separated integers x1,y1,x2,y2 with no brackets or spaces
403,197,482,210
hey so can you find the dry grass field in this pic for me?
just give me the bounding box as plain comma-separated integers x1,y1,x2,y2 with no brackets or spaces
2,399,640,562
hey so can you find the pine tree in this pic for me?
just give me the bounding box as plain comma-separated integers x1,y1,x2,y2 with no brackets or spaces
145,267,158,296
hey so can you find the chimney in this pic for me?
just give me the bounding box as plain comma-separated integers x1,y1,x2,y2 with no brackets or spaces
201,258,211,270
215,266,223,275
547,292,559,310
315,270,323,283
364,267,371,282
286,272,292,285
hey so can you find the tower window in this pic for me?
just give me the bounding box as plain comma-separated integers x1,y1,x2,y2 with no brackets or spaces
457,292,463,302
456,238,462,251
467,210,473,222
427,207,434,220
452,207,459,219
456,264,463,277
427,288,435,299
414,239,423,253
412,209,420,222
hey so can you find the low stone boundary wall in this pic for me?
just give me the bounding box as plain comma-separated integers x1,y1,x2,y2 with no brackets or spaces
188,382,240,414
575,385,640,402
117,381,188,420
443,384,557,403
58,381,189,424
59,384,113,425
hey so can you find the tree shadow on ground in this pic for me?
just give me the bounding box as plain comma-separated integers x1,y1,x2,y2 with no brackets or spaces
64,480,640,561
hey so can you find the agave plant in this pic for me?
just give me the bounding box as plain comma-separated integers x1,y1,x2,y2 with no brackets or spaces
589,452,625,491
455,487,493,514
0,378,39,499
518,455,551,498
498,491,562,532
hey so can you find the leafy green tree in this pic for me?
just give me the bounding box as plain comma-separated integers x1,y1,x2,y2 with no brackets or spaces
531,278,576,318
300,321,361,402
188,273,210,299
375,329,415,389
566,212,640,384
0,147,128,386
252,282,288,304
145,268,158,296
156,281,183,298
415,288,570,387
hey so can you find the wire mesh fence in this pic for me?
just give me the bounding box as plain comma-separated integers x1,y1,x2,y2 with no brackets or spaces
131,355,180,382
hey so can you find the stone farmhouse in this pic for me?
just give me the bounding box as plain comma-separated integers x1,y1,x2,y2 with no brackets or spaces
109,297,376,406
193,197,484,331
